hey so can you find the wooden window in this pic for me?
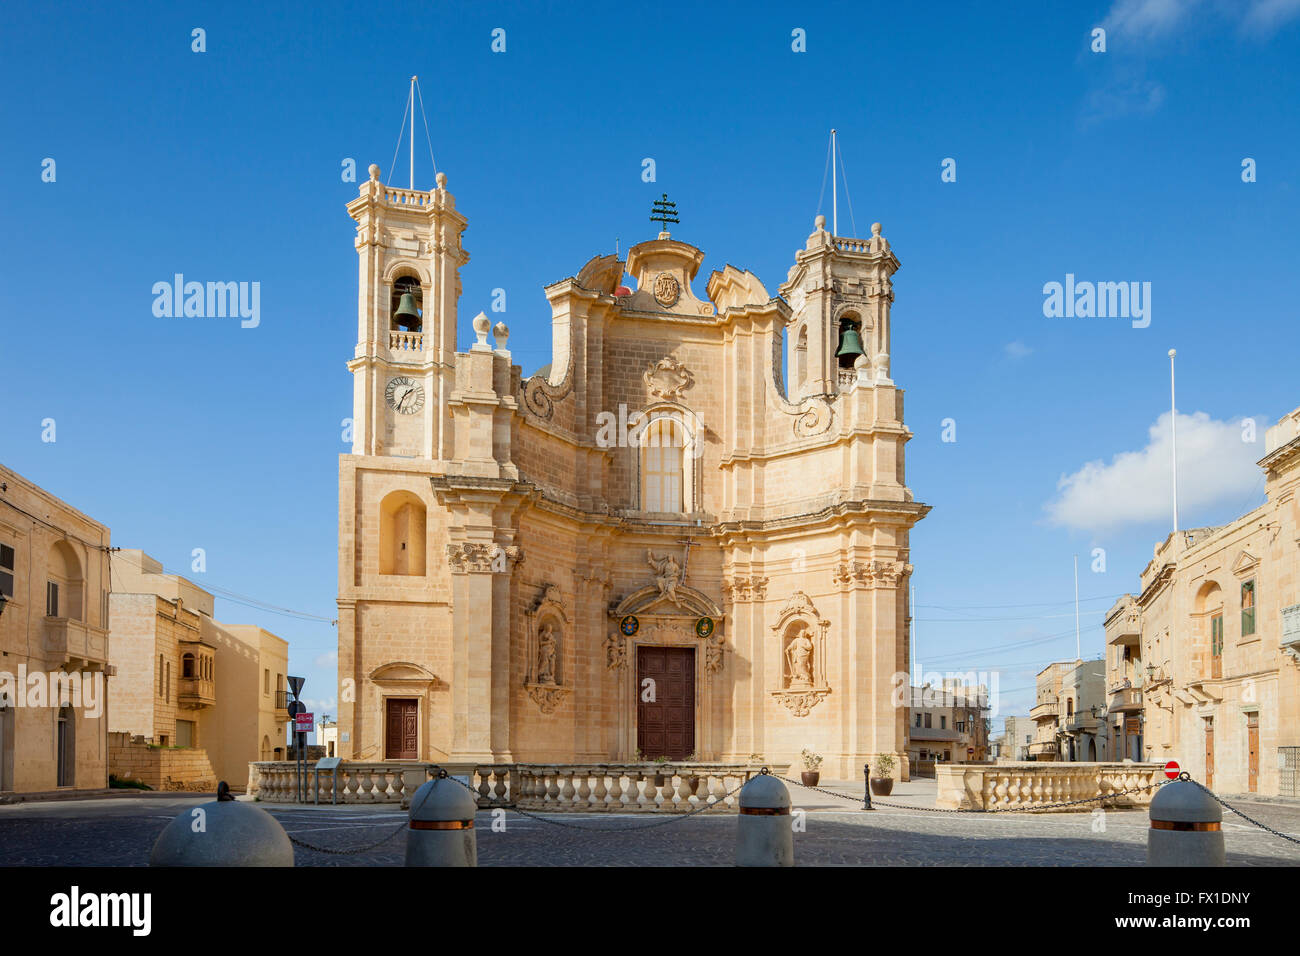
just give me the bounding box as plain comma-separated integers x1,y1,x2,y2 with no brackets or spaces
914,713,921,727
923,713,932,728
641,417,685,512
46,581,59,617
1241,580,1256,637
1211,614,1223,679
940,715,947,729
0,543,14,598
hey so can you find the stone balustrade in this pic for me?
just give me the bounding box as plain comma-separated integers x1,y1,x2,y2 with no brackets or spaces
514,764,760,812
389,330,424,352
247,761,759,811
935,761,1166,811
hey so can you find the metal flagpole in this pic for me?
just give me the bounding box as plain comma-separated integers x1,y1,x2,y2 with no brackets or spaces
831,129,838,236
409,76,417,189
1073,555,1080,660
1169,349,1179,535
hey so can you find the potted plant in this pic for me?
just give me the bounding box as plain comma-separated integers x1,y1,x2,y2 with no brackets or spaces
870,754,895,796
800,749,823,787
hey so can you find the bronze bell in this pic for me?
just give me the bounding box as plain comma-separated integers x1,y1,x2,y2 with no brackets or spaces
835,325,865,365
394,292,421,330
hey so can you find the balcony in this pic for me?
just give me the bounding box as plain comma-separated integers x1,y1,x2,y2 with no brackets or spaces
1283,604,1300,664
1030,698,1059,721
178,677,216,709
1108,684,1143,714
1028,741,1059,758
1064,713,1100,733
388,330,425,354
43,617,109,669
1108,607,1142,647
274,689,292,721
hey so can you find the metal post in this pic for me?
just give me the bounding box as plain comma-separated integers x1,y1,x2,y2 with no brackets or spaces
863,763,874,810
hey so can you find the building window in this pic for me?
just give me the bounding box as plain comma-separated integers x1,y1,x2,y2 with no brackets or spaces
1241,580,1256,637
1211,613,1223,678
46,581,59,617
940,715,947,729
956,721,965,733
181,653,196,679
640,415,685,513
923,713,932,729
263,669,270,695
0,543,14,598
914,713,921,727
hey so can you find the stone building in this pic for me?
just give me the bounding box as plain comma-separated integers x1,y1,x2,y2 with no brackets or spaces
1029,660,1082,761
0,464,112,794
1103,406,1300,796
336,164,928,778
108,550,291,789
992,714,1035,761
905,681,989,771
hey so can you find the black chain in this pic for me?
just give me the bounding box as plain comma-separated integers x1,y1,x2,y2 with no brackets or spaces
777,774,1171,814
285,821,408,855
447,773,748,831
1186,777,1300,846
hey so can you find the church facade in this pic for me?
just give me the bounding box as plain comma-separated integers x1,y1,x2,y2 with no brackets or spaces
336,164,927,778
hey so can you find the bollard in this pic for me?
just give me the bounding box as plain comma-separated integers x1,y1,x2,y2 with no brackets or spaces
405,770,478,867
1146,775,1225,867
150,780,294,866
862,763,874,811
735,769,793,867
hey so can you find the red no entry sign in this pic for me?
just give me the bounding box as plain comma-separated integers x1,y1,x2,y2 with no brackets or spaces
1164,760,1180,779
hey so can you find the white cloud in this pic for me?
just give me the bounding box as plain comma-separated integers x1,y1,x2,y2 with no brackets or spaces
313,650,338,669
1045,411,1261,530
1101,0,1300,38
1004,340,1033,360
301,696,337,713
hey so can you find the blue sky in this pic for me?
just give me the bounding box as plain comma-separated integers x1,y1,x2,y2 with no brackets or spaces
2,1,1298,733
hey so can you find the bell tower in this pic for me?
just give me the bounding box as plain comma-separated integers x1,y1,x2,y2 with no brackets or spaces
345,162,469,460
779,216,899,398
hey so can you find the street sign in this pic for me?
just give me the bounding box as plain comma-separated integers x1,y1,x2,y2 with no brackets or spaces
1164,760,1180,779
287,700,305,718
294,712,314,734
287,675,306,698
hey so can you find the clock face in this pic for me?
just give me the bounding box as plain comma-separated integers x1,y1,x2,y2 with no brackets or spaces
385,376,425,415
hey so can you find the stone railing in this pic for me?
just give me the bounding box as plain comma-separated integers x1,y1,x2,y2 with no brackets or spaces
936,762,1166,812
515,764,761,812
388,330,424,352
247,761,760,811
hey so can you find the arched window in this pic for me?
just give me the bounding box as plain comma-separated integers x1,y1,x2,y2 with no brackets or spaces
391,275,424,333
46,540,83,621
640,415,686,513
379,491,427,575
835,311,865,370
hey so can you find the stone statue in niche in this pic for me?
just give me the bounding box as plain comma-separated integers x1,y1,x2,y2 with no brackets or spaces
536,622,558,685
647,551,682,606
785,625,814,689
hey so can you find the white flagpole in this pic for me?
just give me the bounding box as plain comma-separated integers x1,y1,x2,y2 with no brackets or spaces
831,129,838,236
910,582,917,681
1169,349,1179,535
1073,555,1080,660
409,76,417,189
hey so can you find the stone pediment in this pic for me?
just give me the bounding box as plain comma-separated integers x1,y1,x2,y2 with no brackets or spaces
612,584,722,619
623,235,715,317
368,661,438,686
575,253,626,294
706,264,770,312
1231,550,1259,576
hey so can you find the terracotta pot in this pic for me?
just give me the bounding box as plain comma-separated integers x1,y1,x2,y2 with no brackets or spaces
686,776,700,795
801,771,820,787
869,777,894,796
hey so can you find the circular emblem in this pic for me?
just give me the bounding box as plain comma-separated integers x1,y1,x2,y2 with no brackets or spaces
652,272,680,308
695,617,715,639
385,376,425,415
619,615,640,637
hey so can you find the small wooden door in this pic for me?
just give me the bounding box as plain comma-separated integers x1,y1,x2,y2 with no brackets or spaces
636,646,695,760
385,698,419,760
1204,718,1215,790
1247,714,1259,793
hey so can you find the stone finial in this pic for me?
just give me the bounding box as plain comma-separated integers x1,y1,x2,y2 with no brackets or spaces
436,171,447,190
814,215,826,232
472,312,491,349
871,222,882,236
854,352,871,386
874,351,893,386
368,164,380,182
492,321,509,352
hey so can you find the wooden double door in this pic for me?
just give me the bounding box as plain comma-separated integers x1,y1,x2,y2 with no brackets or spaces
385,698,419,760
636,646,695,760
